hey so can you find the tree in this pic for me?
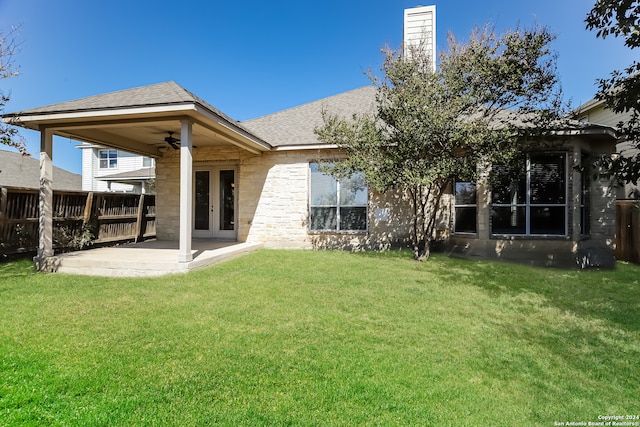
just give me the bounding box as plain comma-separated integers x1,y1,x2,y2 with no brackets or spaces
586,1,640,185
0,26,26,154
315,25,565,260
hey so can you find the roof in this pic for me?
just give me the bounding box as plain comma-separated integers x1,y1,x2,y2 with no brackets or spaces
3,81,271,156
98,167,155,181
9,81,239,128
242,86,378,148
0,150,82,191
4,81,617,157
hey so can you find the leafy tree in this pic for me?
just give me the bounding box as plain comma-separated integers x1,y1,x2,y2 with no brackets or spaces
586,0,640,186
0,26,26,154
315,25,565,260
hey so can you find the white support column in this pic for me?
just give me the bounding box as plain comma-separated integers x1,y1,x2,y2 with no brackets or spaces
178,119,193,263
37,127,54,260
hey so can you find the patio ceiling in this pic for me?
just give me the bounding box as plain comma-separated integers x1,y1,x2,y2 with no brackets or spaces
2,81,272,157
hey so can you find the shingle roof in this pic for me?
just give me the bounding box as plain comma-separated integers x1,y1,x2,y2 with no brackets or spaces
7,81,265,146
0,150,82,191
14,81,215,116
98,167,155,180
242,86,377,147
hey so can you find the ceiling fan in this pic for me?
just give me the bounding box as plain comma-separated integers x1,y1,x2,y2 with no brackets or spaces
164,131,180,150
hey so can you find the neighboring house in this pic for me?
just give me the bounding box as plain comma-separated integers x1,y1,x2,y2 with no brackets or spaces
573,96,638,198
77,143,155,194
0,149,81,191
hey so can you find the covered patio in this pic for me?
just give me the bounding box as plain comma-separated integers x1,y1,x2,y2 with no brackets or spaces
2,82,272,272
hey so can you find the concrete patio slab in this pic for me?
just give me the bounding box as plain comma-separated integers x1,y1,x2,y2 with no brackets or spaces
50,240,263,277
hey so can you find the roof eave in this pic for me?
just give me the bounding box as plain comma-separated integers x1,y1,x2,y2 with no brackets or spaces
192,104,272,151
2,103,198,129
3,101,273,153
549,126,618,140
272,143,339,151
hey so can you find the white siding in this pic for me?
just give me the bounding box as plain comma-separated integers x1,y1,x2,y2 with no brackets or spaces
80,146,147,193
80,144,94,191
579,102,634,129
578,101,639,197
403,5,436,71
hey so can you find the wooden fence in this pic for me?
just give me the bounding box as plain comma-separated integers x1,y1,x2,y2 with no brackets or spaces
0,187,156,256
616,200,640,263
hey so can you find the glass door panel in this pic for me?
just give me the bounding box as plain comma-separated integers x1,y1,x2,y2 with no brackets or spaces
219,170,235,231
193,167,237,240
194,170,210,231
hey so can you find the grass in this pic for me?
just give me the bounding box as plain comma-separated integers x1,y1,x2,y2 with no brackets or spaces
0,250,639,426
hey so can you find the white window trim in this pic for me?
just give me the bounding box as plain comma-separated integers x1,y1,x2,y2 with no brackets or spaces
98,149,118,169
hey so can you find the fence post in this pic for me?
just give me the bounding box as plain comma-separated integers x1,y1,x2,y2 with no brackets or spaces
83,192,94,242
84,192,94,222
135,194,145,242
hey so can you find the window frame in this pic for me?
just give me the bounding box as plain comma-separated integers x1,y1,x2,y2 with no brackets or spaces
490,152,568,237
308,162,368,233
98,149,118,169
453,180,478,234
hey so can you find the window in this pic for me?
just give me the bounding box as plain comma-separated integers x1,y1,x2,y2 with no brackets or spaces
454,181,477,233
491,153,567,236
99,149,118,169
143,157,154,167
309,162,368,231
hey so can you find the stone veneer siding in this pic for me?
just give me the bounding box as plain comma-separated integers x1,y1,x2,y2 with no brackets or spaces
445,139,619,268
154,146,413,249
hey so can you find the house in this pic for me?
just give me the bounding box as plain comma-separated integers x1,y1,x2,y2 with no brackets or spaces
1,80,619,269
573,96,638,198
0,5,620,270
77,143,155,194
0,149,81,191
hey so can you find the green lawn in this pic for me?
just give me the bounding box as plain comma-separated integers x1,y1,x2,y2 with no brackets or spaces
0,250,639,426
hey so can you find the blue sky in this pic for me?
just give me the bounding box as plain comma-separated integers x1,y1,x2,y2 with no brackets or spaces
0,0,631,174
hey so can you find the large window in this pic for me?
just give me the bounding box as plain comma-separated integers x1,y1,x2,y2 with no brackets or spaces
454,181,477,233
491,153,567,236
99,149,118,169
309,162,368,231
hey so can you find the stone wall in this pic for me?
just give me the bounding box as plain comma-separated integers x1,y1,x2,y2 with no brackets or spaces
154,147,413,249
446,141,618,268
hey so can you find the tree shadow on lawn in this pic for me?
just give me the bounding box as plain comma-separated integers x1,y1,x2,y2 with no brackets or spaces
456,259,640,333
318,250,639,335
434,257,640,405
347,251,640,406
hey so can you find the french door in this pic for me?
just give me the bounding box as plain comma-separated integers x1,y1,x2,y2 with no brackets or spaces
193,166,237,240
